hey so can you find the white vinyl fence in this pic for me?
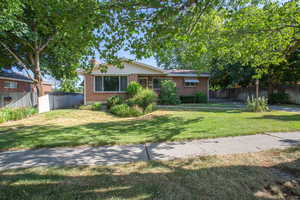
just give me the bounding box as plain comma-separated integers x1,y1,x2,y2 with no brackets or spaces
38,92,83,113
0,92,37,108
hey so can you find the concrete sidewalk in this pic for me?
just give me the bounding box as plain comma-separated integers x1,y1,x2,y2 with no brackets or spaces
0,132,299,170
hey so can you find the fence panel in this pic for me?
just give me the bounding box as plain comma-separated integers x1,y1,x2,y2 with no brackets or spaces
38,94,51,113
38,92,83,113
0,92,37,108
49,93,83,110
211,85,300,104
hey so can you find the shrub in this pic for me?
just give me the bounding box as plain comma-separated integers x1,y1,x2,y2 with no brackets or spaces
195,92,208,103
269,92,289,104
79,103,102,111
246,96,269,112
159,80,180,105
131,88,158,110
126,98,136,107
126,81,142,97
110,104,143,117
144,103,156,114
91,102,102,111
180,96,196,103
79,105,92,110
107,96,124,110
130,105,144,116
0,107,37,123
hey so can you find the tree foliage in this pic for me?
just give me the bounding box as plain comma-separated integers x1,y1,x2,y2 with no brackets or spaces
58,77,82,93
1,0,298,97
152,1,299,80
0,0,165,95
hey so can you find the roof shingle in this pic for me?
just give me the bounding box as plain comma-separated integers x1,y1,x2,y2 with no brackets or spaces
0,70,33,82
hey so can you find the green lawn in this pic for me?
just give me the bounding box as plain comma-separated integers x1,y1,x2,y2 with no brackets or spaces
0,147,299,199
0,108,300,150
158,103,244,108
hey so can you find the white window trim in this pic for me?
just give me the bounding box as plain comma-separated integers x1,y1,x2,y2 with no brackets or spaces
184,82,198,88
4,81,18,89
94,75,128,93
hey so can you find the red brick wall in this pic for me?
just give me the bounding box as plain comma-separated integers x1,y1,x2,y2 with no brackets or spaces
84,74,209,103
171,77,209,96
85,74,138,103
128,74,138,83
42,84,53,94
0,79,32,93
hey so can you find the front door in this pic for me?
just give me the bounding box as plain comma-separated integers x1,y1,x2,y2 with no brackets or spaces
138,78,148,88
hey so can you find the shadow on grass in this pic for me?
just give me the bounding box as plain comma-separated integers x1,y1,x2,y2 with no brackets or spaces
0,154,299,200
251,114,300,122
0,115,204,150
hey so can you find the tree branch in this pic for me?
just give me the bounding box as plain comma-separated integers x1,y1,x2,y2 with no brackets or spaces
38,34,56,52
0,41,35,81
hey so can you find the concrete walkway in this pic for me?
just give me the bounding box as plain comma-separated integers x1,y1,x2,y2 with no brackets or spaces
270,106,300,113
158,104,300,113
0,132,299,170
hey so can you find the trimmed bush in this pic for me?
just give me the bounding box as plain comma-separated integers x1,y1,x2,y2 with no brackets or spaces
91,102,102,111
79,103,102,111
131,105,144,116
144,103,156,114
0,107,37,123
107,95,124,110
180,96,196,103
269,92,289,104
131,88,158,111
110,104,143,117
126,98,136,107
109,85,157,117
159,80,180,105
126,81,142,97
79,105,92,110
246,96,269,112
195,92,208,103
180,92,208,104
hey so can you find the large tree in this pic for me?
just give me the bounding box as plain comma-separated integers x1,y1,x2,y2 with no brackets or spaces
2,0,288,97
0,0,154,96
153,1,299,77
151,0,299,97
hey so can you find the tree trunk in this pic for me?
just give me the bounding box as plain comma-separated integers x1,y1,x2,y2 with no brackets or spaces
267,78,274,98
255,79,259,98
34,52,44,97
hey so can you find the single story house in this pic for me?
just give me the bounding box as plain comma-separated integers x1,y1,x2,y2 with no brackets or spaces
81,60,210,104
0,69,53,107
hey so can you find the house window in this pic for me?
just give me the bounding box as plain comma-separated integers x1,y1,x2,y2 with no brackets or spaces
4,81,17,89
104,76,119,91
184,79,199,87
94,76,128,92
153,78,171,89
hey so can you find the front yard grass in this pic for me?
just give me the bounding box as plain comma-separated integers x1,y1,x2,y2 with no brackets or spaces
0,147,299,199
0,107,299,150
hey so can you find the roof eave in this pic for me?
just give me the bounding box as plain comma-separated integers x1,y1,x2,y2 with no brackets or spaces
167,73,210,77
0,76,34,83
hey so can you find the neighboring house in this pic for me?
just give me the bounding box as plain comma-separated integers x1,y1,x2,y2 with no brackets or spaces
0,69,53,107
81,60,210,104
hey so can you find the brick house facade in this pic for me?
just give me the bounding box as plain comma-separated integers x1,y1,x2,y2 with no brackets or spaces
0,78,32,93
81,60,210,104
0,70,53,107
